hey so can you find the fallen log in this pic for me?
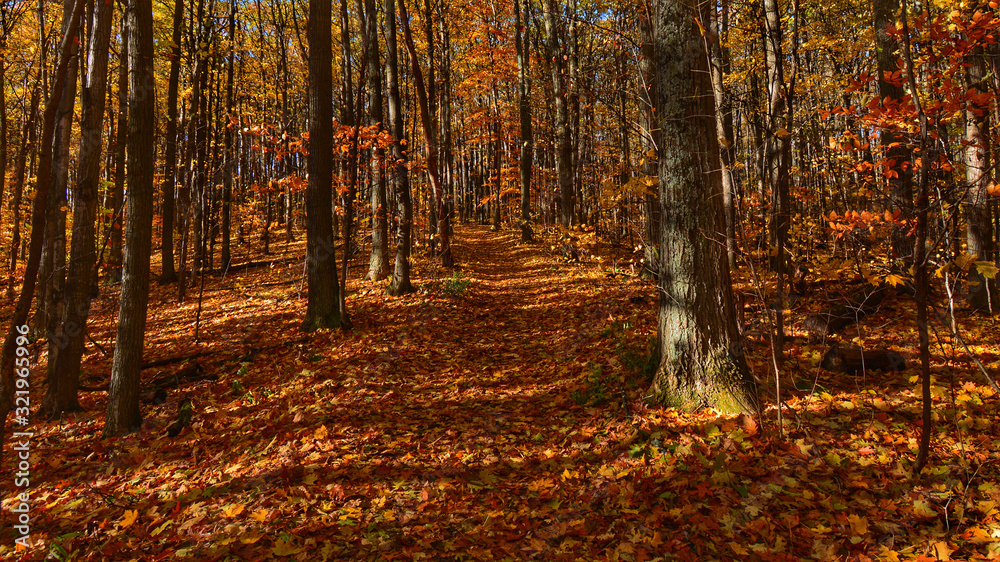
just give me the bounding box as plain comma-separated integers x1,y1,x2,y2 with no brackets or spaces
820,343,908,374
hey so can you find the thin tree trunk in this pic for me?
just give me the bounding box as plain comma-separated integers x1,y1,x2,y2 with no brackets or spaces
386,0,415,295
105,0,157,436
364,0,389,280
160,0,183,283
516,0,533,242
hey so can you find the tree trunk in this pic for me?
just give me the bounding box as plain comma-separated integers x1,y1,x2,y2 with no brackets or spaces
0,0,86,459
105,0,157,436
516,0,533,242
107,24,127,283
159,0,184,283
43,0,114,416
543,0,573,227
386,0,415,295
303,0,344,328
365,0,390,281
8,84,41,273
709,0,738,270
221,0,236,270
649,0,759,414
965,46,995,312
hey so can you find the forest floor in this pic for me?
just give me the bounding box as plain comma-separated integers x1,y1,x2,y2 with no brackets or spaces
2,224,1000,561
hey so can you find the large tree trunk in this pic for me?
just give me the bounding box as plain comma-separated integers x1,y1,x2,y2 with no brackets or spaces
105,0,157,436
385,0,415,295
649,0,758,414
364,0,390,281
302,0,344,329
0,0,86,460
516,0,533,242
159,0,184,283
43,0,114,416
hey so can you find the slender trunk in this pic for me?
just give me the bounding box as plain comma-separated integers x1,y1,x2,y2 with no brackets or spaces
365,0,389,280
105,0,157,436
108,24,127,283
221,0,235,270
516,0,533,242
386,0,415,294
160,0,183,282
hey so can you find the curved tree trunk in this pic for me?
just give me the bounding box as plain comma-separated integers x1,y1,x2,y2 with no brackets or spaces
0,0,85,459
43,0,114,416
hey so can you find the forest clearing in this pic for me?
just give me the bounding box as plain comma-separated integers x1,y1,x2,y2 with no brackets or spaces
0,224,995,560
2,0,1000,558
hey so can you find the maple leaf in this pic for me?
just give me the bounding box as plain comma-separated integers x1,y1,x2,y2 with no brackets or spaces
120,510,139,529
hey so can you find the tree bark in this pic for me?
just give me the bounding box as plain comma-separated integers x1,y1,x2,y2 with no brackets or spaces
303,0,345,328
965,46,995,312
516,0,533,242
399,0,453,267
105,0,157,436
0,0,85,458
364,0,390,281
43,0,114,416
649,0,759,414
385,0,415,295
543,0,573,227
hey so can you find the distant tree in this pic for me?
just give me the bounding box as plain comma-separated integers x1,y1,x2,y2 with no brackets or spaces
364,0,390,281
105,0,157,436
649,0,758,414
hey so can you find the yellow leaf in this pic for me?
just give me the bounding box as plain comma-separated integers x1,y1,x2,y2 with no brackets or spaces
930,540,954,560
795,438,813,456
120,509,139,529
913,499,937,518
848,514,869,536
884,273,907,287
975,261,999,280
250,509,270,523
272,537,303,557
223,503,245,518
775,128,792,138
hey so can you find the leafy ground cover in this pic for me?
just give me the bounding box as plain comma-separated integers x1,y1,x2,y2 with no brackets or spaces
2,225,1000,561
